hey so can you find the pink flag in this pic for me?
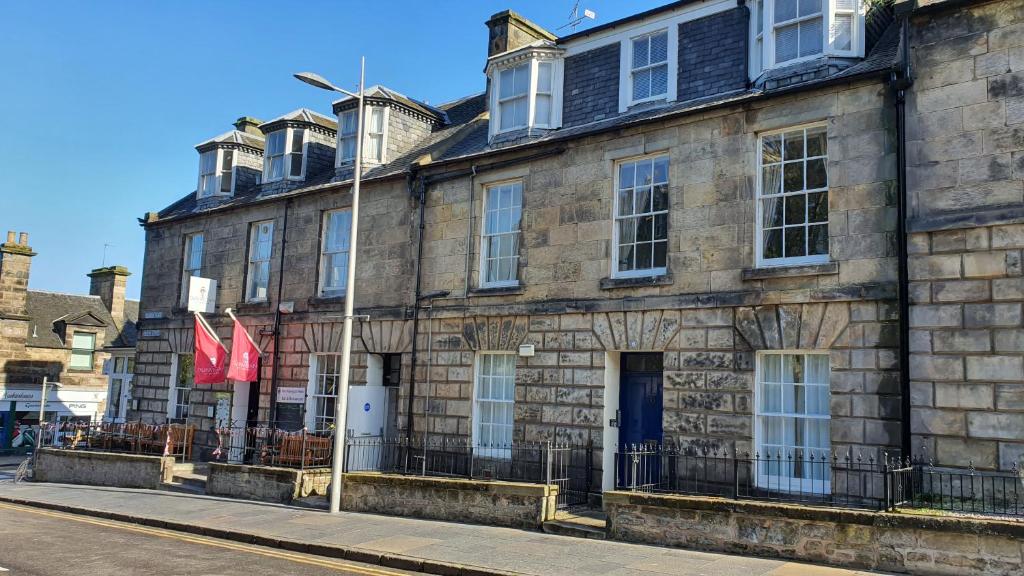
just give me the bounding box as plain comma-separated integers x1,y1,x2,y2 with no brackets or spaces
194,314,227,384
227,317,260,382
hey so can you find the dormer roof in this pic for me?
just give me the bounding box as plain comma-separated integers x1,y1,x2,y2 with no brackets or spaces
195,129,265,153
333,85,448,125
259,108,338,134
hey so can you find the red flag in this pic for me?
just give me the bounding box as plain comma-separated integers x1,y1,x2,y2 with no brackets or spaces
194,314,227,384
227,317,260,382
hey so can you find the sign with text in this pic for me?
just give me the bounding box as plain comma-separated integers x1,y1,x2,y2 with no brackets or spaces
276,387,306,404
187,276,217,314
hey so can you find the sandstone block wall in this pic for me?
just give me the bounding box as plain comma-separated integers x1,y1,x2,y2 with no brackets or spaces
35,448,174,489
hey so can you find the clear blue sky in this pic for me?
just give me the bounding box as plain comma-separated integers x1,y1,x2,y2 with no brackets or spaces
0,0,666,300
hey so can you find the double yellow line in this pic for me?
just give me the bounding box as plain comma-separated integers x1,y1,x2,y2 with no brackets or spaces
0,502,408,575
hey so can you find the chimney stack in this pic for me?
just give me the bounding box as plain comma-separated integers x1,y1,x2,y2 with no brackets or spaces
88,265,131,326
233,116,264,136
0,230,36,320
484,10,556,58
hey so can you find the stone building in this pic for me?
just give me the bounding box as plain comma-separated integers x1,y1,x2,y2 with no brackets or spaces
128,0,1023,493
0,231,138,446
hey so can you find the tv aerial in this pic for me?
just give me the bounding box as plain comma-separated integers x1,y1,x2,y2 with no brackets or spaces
558,0,596,33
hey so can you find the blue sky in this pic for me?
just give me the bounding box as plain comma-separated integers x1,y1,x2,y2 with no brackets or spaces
0,0,666,299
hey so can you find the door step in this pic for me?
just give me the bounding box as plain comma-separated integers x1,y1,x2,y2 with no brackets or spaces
543,519,606,539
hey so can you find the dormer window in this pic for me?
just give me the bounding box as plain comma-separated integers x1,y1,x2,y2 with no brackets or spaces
489,54,562,138
197,148,235,198
630,31,668,103
750,0,863,77
337,106,387,165
264,128,305,182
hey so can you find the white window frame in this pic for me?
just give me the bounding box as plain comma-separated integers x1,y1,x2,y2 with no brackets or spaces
488,56,563,139
106,355,134,422
69,332,96,371
629,30,670,104
753,350,831,494
180,232,204,307
337,106,389,166
365,106,388,164
479,180,523,289
617,25,678,112
472,352,516,459
755,122,830,268
612,154,670,279
245,220,274,303
318,209,352,297
262,128,306,182
306,354,340,433
337,110,357,166
167,353,194,422
751,0,865,77
197,148,236,199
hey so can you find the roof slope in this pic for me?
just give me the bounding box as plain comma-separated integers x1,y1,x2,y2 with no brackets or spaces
25,291,138,350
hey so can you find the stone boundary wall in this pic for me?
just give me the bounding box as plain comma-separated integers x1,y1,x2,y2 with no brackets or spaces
207,463,331,504
341,472,558,529
34,448,174,490
605,491,1024,576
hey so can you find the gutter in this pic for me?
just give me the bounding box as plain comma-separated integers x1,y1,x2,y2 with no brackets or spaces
889,16,914,459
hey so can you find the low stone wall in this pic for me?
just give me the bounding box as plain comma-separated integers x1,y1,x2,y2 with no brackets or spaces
605,491,1024,576
206,463,331,504
34,448,174,489
341,472,558,529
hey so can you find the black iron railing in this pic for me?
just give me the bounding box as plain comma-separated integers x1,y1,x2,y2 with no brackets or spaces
615,444,890,510
345,436,593,509
886,458,1022,517
42,421,194,461
195,425,335,469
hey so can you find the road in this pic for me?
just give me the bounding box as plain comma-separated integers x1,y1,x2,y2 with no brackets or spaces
0,502,415,576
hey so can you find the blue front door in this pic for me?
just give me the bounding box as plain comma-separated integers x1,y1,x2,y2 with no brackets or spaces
619,353,664,447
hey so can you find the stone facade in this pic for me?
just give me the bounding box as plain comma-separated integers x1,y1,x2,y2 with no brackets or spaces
906,0,1024,470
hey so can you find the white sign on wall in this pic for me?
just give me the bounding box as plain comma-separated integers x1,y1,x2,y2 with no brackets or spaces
187,277,217,314
276,387,306,404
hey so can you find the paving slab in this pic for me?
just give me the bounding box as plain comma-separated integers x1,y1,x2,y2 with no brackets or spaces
0,480,892,576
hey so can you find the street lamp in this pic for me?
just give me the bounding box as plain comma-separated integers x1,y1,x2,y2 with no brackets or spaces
33,376,63,464
295,59,366,514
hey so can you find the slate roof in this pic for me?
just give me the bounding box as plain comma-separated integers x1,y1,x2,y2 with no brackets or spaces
25,291,139,350
334,85,449,123
149,9,898,225
195,129,265,152
259,108,338,132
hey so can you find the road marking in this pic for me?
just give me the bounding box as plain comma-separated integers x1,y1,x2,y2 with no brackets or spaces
0,502,407,576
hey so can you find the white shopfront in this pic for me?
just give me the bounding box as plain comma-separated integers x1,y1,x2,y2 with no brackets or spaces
0,387,106,421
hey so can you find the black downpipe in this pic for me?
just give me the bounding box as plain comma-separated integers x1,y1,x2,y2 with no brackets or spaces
268,199,292,425
891,18,914,460
405,173,427,445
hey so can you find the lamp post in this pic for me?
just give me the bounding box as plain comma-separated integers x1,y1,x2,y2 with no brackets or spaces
294,60,366,514
33,377,62,464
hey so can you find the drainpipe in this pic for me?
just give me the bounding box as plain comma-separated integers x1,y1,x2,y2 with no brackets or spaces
405,173,427,445
268,198,292,426
890,16,914,460
463,165,478,298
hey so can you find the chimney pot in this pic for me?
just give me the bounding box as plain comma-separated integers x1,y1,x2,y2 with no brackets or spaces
233,116,264,136
5,231,14,244
18,232,28,246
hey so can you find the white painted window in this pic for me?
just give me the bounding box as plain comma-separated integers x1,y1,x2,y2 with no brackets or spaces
751,0,863,75
338,110,357,165
481,181,523,288
246,220,274,302
107,355,134,422
319,209,352,297
755,351,831,491
263,128,305,182
306,354,340,433
69,332,95,371
756,124,829,267
168,353,194,421
473,353,515,455
180,232,204,307
198,148,237,198
366,106,386,163
613,155,669,278
630,30,669,103
490,57,562,137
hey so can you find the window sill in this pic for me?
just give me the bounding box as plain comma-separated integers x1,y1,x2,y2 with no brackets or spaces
741,262,838,281
599,274,673,290
308,295,347,308
234,300,272,313
468,284,525,297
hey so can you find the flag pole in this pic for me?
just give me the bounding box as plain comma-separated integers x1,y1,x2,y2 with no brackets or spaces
224,308,264,354
194,311,227,351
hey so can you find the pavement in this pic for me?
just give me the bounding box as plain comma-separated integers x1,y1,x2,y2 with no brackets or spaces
0,501,415,576
0,480,890,576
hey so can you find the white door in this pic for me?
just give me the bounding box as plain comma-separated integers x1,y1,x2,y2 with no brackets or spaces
228,382,250,463
106,355,134,423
